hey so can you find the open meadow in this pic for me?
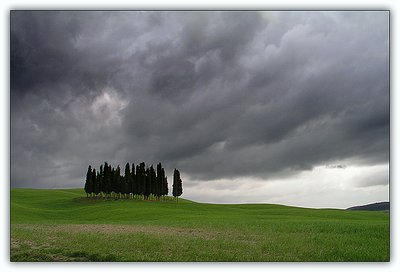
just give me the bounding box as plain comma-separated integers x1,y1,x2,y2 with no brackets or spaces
10,188,389,262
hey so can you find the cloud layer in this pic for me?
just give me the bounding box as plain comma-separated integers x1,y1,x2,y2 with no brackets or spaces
11,11,389,202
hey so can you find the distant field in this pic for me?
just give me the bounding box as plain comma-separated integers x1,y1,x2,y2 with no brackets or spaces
10,188,389,262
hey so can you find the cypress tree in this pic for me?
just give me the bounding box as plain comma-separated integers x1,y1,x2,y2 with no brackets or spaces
135,164,140,197
84,165,93,197
150,165,156,198
145,167,150,199
111,166,116,198
125,163,131,198
153,166,158,198
108,165,111,197
123,178,129,198
156,163,162,199
124,163,130,182
173,168,183,201
116,165,121,198
162,168,168,198
103,162,111,197
96,170,101,197
99,165,104,197
92,168,99,197
131,163,136,198
139,162,146,196
110,166,114,196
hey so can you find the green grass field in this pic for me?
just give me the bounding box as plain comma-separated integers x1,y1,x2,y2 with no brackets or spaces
10,188,389,262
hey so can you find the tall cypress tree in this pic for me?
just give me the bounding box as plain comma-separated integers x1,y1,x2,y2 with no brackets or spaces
139,162,146,196
116,165,121,198
156,163,162,199
125,163,131,198
110,166,114,195
131,163,136,197
162,168,168,198
84,165,93,197
172,168,183,201
107,165,111,197
145,167,150,199
150,165,156,198
110,166,116,197
99,165,104,197
103,162,111,197
92,168,99,196
152,166,158,197
135,164,140,197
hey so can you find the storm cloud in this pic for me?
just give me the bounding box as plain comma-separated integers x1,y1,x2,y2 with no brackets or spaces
11,11,389,205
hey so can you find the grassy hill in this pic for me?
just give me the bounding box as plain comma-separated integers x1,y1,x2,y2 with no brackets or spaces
10,188,390,262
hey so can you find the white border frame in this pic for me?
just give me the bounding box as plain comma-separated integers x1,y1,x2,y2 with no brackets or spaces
2,1,397,271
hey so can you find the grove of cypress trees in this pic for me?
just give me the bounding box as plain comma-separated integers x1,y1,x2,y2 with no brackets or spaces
84,162,180,202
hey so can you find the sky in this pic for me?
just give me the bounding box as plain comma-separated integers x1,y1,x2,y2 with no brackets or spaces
10,11,389,208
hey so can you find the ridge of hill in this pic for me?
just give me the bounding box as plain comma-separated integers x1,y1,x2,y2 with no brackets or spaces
347,201,389,211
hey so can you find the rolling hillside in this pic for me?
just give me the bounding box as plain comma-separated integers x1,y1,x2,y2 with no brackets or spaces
10,188,390,262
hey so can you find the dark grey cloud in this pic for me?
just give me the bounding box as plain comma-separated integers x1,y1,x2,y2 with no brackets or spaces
11,11,389,189
326,164,347,169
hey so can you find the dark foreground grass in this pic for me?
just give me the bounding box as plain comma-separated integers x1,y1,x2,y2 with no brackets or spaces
10,188,389,262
